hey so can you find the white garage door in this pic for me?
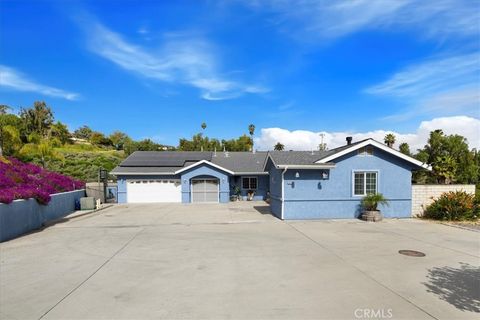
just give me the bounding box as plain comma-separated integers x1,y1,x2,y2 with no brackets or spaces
127,179,181,203
191,179,219,203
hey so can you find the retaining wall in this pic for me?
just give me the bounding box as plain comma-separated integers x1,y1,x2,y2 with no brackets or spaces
411,184,475,217
0,189,85,242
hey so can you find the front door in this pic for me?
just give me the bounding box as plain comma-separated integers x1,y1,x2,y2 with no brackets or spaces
191,179,219,203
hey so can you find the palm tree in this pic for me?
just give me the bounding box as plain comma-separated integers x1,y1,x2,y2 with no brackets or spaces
384,133,396,148
274,142,284,151
248,124,255,152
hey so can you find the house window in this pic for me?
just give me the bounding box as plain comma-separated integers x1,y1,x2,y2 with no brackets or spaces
358,146,374,156
353,172,377,196
242,177,258,190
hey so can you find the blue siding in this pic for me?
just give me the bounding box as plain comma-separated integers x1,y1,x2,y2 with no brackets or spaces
229,175,269,201
278,147,414,219
180,164,230,203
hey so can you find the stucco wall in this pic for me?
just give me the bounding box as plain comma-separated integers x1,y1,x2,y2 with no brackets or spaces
180,164,230,203
229,175,269,200
281,147,415,219
412,184,476,217
0,190,85,242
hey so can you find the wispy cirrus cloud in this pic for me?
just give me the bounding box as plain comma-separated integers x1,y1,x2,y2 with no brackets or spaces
0,65,79,100
365,53,480,120
239,0,479,41
80,17,267,100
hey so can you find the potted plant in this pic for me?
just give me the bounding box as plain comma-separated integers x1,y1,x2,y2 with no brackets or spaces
231,186,241,201
361,193,389,222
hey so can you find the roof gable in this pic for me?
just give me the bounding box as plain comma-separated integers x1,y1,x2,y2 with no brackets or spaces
315,139,431,170
174,160,234,175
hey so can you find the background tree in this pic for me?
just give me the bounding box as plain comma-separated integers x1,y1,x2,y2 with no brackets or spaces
0,104,11,115
73,125,93,140
50,121,71,145
398,142,411,156
89,132,112,147
248,124,255,151
274,142,285,151
19,139,63,168
19,101,54,139
109,131,129,150
384,133,396,148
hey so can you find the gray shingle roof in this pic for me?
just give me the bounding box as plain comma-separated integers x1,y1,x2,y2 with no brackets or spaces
211,152,268,173
111,139,371,175
119,151,212,167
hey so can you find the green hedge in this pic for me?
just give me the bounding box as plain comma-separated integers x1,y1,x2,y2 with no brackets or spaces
423,191,479,221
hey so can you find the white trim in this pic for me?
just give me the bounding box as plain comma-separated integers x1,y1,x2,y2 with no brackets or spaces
111,172,176,175
174,160,234,175
351,170,378,197
234,172,269,175
276,164,336,169
281,167,287,220
316,139,432,170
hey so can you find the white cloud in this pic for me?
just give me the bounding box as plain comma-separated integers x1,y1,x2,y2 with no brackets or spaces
365,53,480,120
254,116,480,152
240,0,479,40
82,19,265,100
0,65,79,100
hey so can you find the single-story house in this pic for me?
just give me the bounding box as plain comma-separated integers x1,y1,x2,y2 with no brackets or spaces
111,137,430,219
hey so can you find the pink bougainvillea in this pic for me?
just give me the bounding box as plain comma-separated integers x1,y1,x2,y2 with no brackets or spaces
0,157,85,205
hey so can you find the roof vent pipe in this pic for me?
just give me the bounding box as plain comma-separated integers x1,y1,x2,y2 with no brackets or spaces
346,136,353,145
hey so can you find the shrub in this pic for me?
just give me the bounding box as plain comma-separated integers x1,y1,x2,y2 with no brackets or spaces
423,191,479,221
361,193,389,211
0,156,84,205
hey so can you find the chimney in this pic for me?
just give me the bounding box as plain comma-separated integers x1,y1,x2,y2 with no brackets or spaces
346,136,353,145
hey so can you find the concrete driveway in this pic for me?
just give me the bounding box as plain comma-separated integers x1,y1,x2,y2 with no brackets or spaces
1,202,479,320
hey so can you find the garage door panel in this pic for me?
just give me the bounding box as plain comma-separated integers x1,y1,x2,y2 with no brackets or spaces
127,179,181,203
191,179,219,203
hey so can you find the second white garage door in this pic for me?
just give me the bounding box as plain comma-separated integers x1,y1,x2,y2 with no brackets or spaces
127,179,181,203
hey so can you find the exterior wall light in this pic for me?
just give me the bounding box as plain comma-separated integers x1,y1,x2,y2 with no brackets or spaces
295,172,300,178
322,171,329,179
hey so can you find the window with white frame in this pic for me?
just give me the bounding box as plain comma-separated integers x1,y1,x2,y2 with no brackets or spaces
353,171,377,196
242,177,258,190
358,146,374,156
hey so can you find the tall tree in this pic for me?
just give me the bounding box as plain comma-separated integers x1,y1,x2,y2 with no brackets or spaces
73,125,93,140
384,133,396,148
274,142,285,151
19,101,54,138
248,124,255,151
398,142,411,156
50,121,71,145
109,131,129,150
0,104,11,115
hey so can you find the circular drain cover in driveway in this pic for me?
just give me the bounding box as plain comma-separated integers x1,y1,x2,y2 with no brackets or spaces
399,250,426,257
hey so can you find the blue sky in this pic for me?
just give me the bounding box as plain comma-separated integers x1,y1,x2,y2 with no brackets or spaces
1,0,479,150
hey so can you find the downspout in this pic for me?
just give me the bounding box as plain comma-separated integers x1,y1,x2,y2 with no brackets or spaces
281,166,288,220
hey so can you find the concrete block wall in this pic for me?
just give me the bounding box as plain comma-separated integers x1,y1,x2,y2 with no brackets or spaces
411,184,476,217
0,189,85,242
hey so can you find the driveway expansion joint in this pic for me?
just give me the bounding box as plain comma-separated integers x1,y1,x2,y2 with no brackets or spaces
37,227,145,320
